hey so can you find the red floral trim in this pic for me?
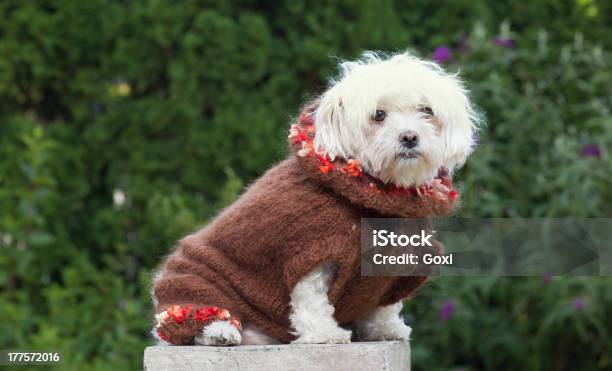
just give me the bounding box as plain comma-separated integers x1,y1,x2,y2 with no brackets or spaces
166,304,192,324
155,304,241,345
289,123,363,178
341,159,364,177
289,106,459,201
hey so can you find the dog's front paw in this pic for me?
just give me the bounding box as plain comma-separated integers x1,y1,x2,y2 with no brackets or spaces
358,319,412,341
292,326,352,344
194,321,242,346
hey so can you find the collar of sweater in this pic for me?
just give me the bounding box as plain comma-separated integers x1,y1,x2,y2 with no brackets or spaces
288,104,460,218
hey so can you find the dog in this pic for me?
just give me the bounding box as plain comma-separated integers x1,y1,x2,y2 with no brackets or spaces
151,51,479,346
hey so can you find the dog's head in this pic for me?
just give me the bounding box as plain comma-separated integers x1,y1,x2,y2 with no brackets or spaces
314,52,480,187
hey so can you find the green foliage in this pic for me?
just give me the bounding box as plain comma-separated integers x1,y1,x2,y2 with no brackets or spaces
0,1,610,370
456,25,612,217
407,277,612,371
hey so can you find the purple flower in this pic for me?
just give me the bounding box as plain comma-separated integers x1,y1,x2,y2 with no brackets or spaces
573,298,585,311
542,273,552,284
433,46,452,64
581,144,601,158
494,37,515,48
439,299,456,322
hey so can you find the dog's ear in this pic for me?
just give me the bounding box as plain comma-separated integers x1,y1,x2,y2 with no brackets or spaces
442,102,479,170
314,90,347,160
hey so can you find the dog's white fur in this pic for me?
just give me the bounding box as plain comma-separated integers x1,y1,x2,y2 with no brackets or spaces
288,264,412,344
355,302,412,341
289,262,352,344
194,320,242,346
155,51,478,345
315,51,479,187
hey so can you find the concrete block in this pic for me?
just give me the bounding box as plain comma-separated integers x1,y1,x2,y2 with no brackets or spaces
143,341,410,371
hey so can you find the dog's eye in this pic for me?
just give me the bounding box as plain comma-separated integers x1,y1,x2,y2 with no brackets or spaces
373,110,387,123
418,106,434,117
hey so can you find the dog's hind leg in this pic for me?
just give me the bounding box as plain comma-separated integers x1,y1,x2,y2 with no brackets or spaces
194,320,242,346
153,304,242,346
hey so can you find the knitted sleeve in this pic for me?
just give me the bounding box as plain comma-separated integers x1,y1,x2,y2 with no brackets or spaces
378,276,428,306
280,234,355,294
280,233,361,311
153,303,241,345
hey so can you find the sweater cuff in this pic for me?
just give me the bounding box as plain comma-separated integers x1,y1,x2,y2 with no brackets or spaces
154,304,241,345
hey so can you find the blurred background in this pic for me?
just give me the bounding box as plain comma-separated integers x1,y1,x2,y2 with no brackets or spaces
0,1,610,370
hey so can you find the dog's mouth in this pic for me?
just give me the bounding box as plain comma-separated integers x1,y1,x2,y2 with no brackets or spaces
397,150,421,160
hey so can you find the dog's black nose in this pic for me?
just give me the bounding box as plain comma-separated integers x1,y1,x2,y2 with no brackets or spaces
400,131,419,149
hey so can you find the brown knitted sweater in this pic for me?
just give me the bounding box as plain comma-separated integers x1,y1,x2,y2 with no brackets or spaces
153,106,458,344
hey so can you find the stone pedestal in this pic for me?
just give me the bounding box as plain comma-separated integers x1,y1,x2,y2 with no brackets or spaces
143,341,410,371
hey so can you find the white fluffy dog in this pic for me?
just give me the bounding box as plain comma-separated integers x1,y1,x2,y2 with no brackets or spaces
156,51,479,346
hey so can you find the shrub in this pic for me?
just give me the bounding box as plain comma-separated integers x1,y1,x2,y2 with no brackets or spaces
0,1,610,370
